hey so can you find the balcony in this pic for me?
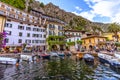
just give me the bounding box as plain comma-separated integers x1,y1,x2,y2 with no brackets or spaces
9,14,15,18
0,10,5,15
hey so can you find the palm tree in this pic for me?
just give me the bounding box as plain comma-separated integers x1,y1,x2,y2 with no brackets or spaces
108,23,120,42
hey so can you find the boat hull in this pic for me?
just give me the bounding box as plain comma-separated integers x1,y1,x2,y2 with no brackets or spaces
0,57,17,65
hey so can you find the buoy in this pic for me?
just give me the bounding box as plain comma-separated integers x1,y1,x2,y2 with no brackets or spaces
36,59,39,62
16,63,19,67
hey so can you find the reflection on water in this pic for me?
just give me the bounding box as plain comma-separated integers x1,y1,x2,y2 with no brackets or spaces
0,61,120,80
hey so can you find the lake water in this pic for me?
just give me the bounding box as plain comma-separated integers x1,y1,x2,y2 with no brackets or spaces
0,60,120,80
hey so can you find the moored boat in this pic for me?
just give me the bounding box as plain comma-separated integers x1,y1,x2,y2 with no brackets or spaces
20,54,33,62
0,57,18,65
98,53,120,73
40,54,50,60
83,54,94,63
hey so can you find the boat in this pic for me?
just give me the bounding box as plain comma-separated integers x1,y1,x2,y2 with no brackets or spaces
20,54,33,62
98,53,111,64
50,52,59,57
98,53,120,73
58,52,65,58
0,57,18,65
40,54,50,60
83,54,94,63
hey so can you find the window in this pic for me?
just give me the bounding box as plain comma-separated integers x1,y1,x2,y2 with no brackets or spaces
39,34,42,37
18,39,22,43
5,23,12,28
26,27,31,31
19,32,22,37
69,39,71,42
98,39,100,42
32,40,34,43
9,31,11,35
27,33,30,37
84,40,86,44
89,39,91,43
10,24,12,28
44,35,46,38
33,28,37,31
5,23,8,27
5,38,9,43
72,33,74,36
18,25,24,30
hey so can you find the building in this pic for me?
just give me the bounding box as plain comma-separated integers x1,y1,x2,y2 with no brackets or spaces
81,35,106,49
30,9,66,51
64,30,85,42
0,15,6,32
0,2,46,51
64,30,85,51
103,33,120,42
46,18,65,51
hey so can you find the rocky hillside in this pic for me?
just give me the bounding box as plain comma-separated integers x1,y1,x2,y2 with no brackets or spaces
43,3,109,31
0,0,109,32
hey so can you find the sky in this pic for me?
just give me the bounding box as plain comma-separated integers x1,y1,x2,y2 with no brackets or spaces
38,0,120,23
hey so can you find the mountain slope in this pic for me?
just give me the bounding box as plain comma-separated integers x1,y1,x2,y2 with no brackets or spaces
0,0,109,31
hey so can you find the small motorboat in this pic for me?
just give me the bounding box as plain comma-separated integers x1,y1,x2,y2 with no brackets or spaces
58,52,65,58
50,52,59,57
0,57,18,65
98,53,120,73
21,54,33,62
40,54,50,60
98,53,111,64
83,54,94,63
109,59,120,73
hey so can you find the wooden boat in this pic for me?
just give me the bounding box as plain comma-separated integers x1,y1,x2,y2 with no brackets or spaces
76,53,84,59
0,57,18,65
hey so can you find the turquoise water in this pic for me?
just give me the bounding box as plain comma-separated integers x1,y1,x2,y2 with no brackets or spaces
0,61,120,80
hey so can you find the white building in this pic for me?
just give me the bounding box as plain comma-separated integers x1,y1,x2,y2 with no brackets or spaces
4,20,46,47
64,30,84,42
0,2,46,51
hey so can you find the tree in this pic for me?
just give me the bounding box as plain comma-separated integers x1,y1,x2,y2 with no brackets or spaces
73,17,87,30
0,0,26,10
108,23,120,42
40,2,44,8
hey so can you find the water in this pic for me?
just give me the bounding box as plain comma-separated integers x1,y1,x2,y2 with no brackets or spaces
0,61,120,80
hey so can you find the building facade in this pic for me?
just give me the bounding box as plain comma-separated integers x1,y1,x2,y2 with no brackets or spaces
64,30,84,42
0,15,6,32
46,22,64,37
81,35,106,49
103,33,120,42
0,2,46,51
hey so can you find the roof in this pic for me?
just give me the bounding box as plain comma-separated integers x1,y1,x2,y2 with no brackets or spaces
81,35,107,40
64,30,86,32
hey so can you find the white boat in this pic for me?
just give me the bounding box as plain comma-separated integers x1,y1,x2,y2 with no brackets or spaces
20,54,33,62
114,52,120,59
98,53,120,73
0,57,18,65
83,54,94,62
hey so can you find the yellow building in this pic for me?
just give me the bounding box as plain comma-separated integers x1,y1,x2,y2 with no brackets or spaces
0,15,6,32
81,35,106,49
103,33,120,42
